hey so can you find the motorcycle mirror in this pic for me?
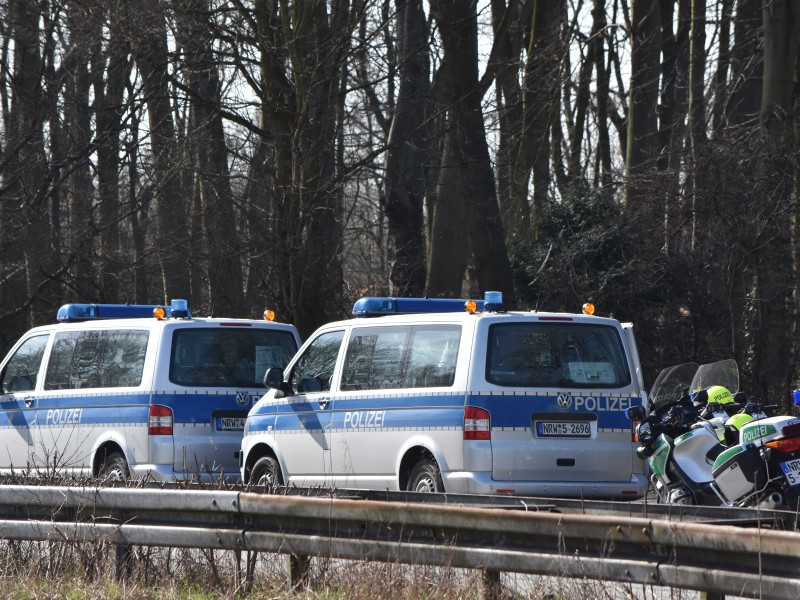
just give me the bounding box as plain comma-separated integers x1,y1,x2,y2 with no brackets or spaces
733,391,748,404
693,389,708,404
625,405,646,421
636,445,655,459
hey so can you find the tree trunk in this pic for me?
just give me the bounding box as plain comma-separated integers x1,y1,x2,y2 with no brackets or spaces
727,0,763,127
133,0,190,303
175,0,245,317
760,0,800,142
520,0,563,241
252,0,344,337
427,0,516,305
1,0,52,334
95,0,130,302
383,0,429,296
624,0,662,210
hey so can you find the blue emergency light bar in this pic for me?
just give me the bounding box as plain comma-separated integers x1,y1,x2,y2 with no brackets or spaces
352,296,486,317
57,299,192,323
794,389,800,406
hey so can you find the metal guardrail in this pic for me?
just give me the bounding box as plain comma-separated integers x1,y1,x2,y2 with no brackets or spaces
0,485,798,599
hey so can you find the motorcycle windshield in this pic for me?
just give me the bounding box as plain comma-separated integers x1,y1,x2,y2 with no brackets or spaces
690,359,739,395
649,363,699,412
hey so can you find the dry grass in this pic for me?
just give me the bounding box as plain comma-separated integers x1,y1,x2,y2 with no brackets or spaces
0,540,705,599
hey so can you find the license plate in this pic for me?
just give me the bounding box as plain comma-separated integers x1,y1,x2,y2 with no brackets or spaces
780,458,800,486
216,417,246,431
536,421,591,438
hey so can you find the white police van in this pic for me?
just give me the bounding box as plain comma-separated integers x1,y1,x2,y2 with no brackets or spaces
241,292,647,498
0,300,300,482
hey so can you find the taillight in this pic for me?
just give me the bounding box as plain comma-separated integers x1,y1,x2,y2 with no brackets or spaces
765,423,800,452
766,436,800,453
464,406,490,440
632,419,641,443
148,405,173,435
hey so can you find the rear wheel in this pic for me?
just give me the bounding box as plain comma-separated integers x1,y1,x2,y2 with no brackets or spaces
249,456,283,488
98,451,129,483
407,459,444,493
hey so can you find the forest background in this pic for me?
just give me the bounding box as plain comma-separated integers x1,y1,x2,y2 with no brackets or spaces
0,0,798,406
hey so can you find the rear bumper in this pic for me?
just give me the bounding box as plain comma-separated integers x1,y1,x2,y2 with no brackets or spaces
443,470,647,500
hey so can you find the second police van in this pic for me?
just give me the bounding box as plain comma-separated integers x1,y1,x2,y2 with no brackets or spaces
241,292,648,498
0,300,300,482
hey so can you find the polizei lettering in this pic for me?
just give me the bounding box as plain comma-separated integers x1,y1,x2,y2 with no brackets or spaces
343,410,386,428
573,396,631,412
46,408,83,425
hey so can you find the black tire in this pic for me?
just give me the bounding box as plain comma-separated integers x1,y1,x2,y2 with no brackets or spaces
249,456,283,488
407,458,444,493
98,451,129,483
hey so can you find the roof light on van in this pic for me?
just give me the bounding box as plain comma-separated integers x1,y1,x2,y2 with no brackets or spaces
56,299,193,323
465,300,479,314
58,303,166,323
484,291,503,312
263,309,276,322
169,299,190,318
582,303,596,315
352,297,485,317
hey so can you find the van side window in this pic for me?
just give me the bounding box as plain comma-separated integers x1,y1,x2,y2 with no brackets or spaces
1,334,49,393
404,326,460,387
486,323,630,388
44,330,149,390
290,330,344,394
341,325,461,391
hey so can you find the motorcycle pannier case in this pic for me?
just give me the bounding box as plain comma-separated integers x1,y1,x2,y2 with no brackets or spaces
711,443,767,502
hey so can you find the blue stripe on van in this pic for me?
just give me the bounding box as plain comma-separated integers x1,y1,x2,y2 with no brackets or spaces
246,390,637,433
32,390,257,426
465,393,636,429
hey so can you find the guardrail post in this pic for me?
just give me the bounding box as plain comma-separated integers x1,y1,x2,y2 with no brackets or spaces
115,542,132,581
481,568,502,600
286,553,311,589
700,593,725,600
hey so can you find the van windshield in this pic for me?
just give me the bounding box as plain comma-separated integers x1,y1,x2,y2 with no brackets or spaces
486,322,630,388
170,328,298,388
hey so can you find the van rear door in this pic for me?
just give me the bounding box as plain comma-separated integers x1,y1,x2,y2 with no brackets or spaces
481,319,637,484
165,323,299,480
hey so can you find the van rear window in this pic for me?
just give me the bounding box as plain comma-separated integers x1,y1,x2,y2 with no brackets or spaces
170,328,298,387
486,323,630,388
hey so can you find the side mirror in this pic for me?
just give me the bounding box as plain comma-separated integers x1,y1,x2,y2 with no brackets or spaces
693,389,708,405
8,375,32,393
625,405,646,421
264,367,284,389
636,445,655,459
733,391,748,404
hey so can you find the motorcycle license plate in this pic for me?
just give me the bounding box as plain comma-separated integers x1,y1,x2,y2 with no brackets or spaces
780,458,800,486
535,421,591,438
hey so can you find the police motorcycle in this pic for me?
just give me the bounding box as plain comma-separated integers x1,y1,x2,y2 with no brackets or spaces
628,359,800,508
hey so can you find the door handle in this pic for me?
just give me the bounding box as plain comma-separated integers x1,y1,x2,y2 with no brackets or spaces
317,398,330,409
23,396,34,407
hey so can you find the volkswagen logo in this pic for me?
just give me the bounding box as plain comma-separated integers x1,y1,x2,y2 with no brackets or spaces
235,391,251,407
557,392,573,409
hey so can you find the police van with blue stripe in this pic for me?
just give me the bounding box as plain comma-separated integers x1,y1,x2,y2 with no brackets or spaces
0,300,300,482
241,292,647,498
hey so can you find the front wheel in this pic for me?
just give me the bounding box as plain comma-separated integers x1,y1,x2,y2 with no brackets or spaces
407,459,444,493
249,456,283,488
98,451,129,483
